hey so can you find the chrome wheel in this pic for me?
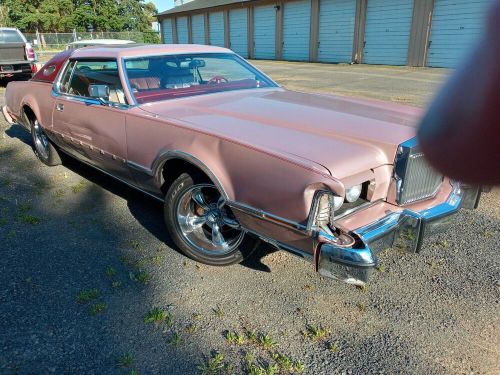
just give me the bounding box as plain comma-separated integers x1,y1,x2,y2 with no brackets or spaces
176,184,244,255
33,120,50,160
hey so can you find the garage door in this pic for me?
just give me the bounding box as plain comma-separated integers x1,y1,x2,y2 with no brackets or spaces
176,16,189,44
229,8,248,57
427,0,491,68
363,0,413,65
162,18,173,44
318,0,356,63
253,5,276,59
209,12,225,47
191,14,205,45
282,0,311,61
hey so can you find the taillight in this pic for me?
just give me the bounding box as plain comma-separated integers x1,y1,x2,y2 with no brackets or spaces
31,64,38,73
26,46,36,61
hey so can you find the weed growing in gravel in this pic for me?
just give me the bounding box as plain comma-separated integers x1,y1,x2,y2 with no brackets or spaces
106,266,117,277
52,189,65,200
192,312,203,320
144,307,173,326
224,331,245,345
327,341,339,353
116,354,135,368
245,356,278,375
17,214,41,225
169,332,182,347
197,352,225,375
303,324,330,341
71,180,86,194
375,265,386,273
186,323,198,334
128,239,143,251
357,303,367,313
356,284,368,292
270,352,305,373
17,203,32,213
435,239,449,248
245,329,258,343
111,281,122,288
150,255,161,266
0,217,7,225
76,288,100,303
212,305,225,318
2,178,12,187
89,302,106,316
7,230,16,237
258,334,277,350
135,271,150,284
128,370,138,375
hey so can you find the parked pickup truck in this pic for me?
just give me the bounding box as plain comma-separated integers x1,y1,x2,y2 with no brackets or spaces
0,28,37,80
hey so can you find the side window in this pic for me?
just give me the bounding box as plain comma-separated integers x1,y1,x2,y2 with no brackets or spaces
58,61,76,94
67,60,126,104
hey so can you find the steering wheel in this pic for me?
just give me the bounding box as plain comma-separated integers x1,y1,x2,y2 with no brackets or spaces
207,75,229,85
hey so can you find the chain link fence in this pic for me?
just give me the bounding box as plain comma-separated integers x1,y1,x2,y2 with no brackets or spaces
24,31,161,56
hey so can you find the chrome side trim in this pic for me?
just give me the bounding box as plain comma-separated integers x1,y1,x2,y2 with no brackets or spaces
245,229,313,262
56,147,164,203
227,201,308,234
151,150,230,201
127,160,154,176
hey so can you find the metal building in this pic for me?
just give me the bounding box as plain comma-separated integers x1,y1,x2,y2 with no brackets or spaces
159,0,493,68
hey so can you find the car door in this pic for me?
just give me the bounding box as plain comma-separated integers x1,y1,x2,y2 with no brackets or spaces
52,59,131,180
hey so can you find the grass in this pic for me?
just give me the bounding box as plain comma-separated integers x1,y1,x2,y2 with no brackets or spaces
271,353,304,373
76,288,100,303
0,217,7,225
17,203,32,213
169,332,182,347
111,281,122,288
135,271,150,284
89,302,106,316
71,180,86,194
197,352,225,375
258,334,277,350
17,214,41,225
106,266,117,277
117,354,135,368
150,255,162,266
224,331,245,345
245,329,258,343
192,312,203,320
303,324,330,341
212,305,224,318
143,307,172,326
52,189,65,199
357,303,367,313
128,239,143,251
185,323,198,334
2,178,12,187
435,239,450,248
327,341,339,353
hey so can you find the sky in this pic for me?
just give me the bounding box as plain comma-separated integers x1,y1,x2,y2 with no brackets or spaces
151,0,175,13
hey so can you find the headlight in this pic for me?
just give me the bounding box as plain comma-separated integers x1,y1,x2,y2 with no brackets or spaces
345,184,362,203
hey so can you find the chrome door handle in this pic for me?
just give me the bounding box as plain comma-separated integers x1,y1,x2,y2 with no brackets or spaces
56,103,64,112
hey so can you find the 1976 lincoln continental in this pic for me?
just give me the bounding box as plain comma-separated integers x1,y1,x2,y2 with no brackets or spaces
2,44,482,285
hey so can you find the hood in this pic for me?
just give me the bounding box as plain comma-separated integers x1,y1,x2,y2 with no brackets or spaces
138,88,421,179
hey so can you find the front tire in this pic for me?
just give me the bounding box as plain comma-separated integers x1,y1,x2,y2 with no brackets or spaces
164,172,257,266
28,114,61,166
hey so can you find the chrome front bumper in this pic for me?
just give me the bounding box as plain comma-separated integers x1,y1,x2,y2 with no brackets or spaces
318,183,480,285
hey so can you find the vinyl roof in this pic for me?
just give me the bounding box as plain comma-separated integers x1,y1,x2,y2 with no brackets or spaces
158,0,252,16
71,44,232,59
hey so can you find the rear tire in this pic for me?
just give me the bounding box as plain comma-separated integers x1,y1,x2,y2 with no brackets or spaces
26,113,61,166
164,172,257,266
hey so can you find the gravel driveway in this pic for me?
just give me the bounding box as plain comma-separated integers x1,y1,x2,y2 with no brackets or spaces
0,65,499,375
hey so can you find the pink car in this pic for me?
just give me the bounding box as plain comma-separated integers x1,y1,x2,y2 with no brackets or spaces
2,44,482,285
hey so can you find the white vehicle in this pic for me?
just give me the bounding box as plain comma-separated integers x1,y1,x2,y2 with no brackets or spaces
66,39,136,50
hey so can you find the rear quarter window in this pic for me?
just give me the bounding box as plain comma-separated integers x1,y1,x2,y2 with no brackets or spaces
0,30,24,43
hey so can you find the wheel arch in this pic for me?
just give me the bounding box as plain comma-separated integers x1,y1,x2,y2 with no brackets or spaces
153,150,231,201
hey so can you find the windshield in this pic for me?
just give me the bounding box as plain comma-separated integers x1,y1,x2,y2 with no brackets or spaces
0,29,24,43
124,53,277,104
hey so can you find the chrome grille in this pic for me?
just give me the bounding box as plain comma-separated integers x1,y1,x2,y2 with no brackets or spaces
395,140,443,205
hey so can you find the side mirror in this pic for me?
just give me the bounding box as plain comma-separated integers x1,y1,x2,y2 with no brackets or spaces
88,84,110,103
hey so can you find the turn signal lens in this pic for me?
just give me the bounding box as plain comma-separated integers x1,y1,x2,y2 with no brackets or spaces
345,184,362,203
